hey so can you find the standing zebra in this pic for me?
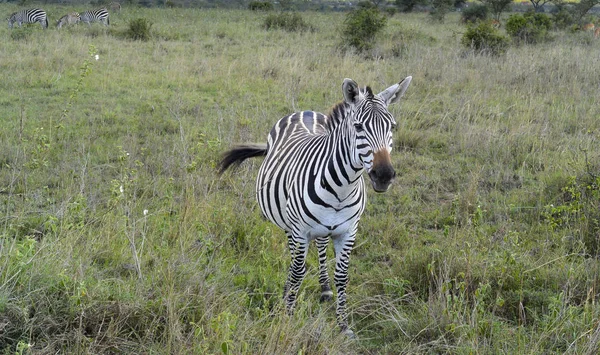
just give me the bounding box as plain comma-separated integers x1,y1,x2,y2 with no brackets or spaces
80,8,110,26
7,8,48,29
219,77,412,337
109,2,122,12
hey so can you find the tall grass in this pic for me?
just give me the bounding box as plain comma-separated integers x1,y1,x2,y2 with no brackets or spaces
0,5,599,354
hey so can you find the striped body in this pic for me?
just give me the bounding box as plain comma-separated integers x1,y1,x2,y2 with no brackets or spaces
219,77,412,336
80,8,109,26
56,12,80,29
8,8,48,29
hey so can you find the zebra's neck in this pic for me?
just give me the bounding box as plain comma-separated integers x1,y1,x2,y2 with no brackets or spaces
322,103,364,196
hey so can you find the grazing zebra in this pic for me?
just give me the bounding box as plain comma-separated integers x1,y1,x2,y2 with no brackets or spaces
56,12,80,29
80,8,110,26
109,2,122,12
218,77,413,337
7,8,48,29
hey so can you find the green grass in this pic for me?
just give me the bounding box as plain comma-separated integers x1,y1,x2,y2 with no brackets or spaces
1,4,600,354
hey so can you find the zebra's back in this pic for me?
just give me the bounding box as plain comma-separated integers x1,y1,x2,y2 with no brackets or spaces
80,8,109,26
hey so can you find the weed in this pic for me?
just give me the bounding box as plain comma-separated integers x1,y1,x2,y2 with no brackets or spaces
126,17,153,41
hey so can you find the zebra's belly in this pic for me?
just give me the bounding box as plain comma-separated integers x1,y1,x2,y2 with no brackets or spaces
286,202,361,239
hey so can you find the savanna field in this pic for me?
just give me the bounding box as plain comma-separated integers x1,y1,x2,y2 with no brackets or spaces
1,3,600,354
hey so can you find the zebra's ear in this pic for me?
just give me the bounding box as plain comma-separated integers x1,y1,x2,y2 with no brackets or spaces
342,78,360,105
379,76,412,106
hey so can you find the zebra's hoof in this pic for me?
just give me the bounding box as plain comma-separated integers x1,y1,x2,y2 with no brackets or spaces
319,290,333,303
343,328,357,339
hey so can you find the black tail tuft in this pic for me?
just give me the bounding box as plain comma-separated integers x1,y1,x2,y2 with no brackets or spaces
217,144,267,175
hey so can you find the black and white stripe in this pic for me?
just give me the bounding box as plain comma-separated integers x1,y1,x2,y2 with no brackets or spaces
219,77,412,336
8,8,48,29
80,8,109,26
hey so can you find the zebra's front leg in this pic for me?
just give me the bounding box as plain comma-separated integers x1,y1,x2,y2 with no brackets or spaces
333,233,356,338
315,236,333,302
283,233,308,314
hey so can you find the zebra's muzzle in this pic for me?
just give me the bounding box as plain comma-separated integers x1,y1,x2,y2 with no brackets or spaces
368,150,395,193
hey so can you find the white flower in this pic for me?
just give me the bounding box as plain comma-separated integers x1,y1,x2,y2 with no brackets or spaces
143,209,148,216
119,185,124,194
95,54,99,61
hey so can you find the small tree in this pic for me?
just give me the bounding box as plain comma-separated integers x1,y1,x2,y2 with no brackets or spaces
341,6,387,52
461,4,489,23
529,0,551,12
126,18,153,41
573,0,600,22
395,0,426,12
505,12,552,44
481,0,513,20
430,0,454,22
461,21,509,55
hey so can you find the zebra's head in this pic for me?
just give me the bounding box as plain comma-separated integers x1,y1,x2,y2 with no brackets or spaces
342,76,412,192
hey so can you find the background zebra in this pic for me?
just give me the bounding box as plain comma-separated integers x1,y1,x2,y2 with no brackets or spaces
7,8,48,29
109,2,122,12
219,76,412,337
56,12,80,29
80,8,110,26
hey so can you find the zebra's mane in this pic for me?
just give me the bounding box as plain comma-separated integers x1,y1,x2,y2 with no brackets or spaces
325,86,374,131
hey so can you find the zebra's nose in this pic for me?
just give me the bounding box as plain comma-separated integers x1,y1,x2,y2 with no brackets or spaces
368,165,395,192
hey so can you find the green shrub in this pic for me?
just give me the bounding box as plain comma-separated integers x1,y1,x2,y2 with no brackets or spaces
552,8,575,30
395,0,426,12
461,4,489,23
461,21,509,55
248,1,274,11
505,12,552,44
341,7,387,52
357,1,378,9
263,12,312,32
430,0,454,22
126,18,153,41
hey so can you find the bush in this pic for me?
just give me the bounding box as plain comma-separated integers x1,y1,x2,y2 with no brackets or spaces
248,1,274,11
505,12,552,44
552,8,575,30
126,18,153,41
461,21,509,55
461,4,489,24
341,7,387,52
395,0,426,13
263,12,312,32
430,0,454,22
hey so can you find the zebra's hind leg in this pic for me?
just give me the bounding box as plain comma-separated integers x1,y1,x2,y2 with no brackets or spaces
333,233,357,338
283,233,308,315
315,236,333,302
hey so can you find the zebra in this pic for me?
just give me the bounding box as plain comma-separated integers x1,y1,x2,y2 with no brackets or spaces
7,8,48,29
80,8,110,26
109,2,122,12
56,12,81,29
218,77,413,337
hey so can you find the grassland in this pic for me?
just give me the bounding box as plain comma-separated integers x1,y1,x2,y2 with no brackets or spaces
1,4,600,354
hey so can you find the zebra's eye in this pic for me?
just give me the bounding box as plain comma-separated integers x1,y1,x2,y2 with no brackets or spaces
354,123,364,132
391,122,397,130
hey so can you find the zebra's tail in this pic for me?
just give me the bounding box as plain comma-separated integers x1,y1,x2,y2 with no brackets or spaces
218,144,267,175
44,17,48,29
